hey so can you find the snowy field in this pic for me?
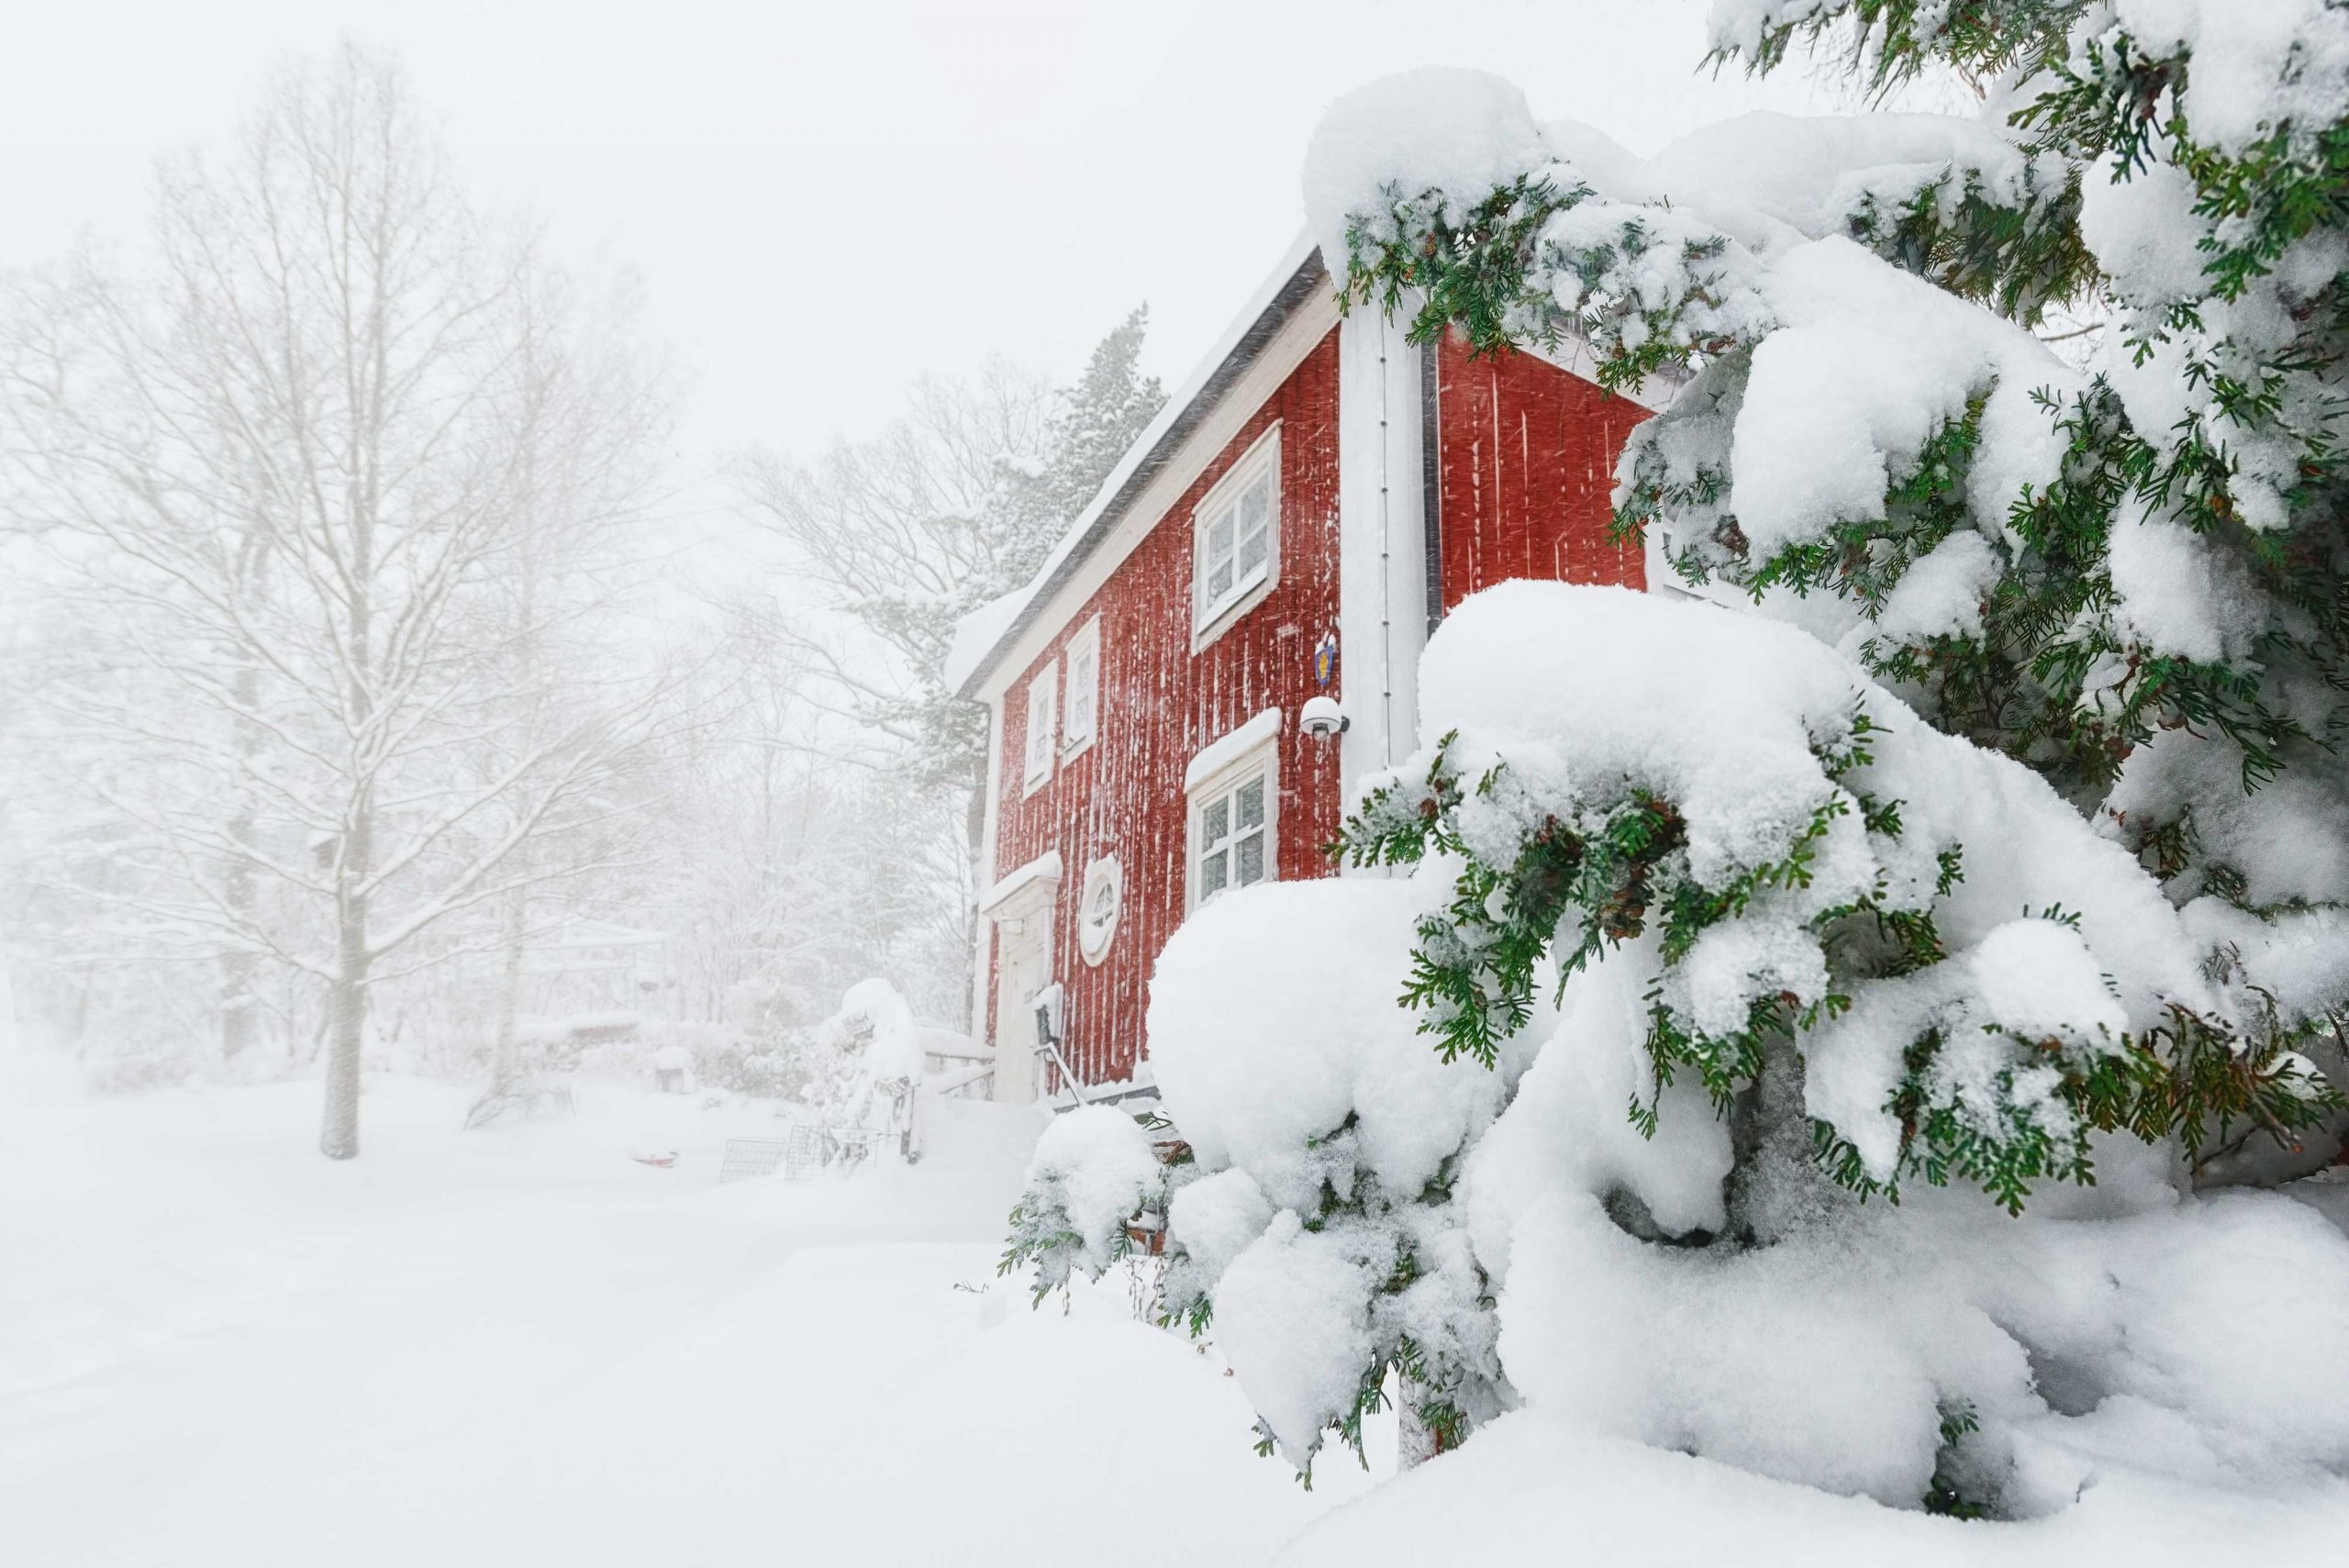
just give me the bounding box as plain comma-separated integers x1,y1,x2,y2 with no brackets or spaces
0,1057,1379,1567
11,1051,2349,1567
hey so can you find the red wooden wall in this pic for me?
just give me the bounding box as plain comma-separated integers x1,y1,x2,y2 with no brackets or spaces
989,328,1344,1087
983,325,1651,1092
1433,329,1650,606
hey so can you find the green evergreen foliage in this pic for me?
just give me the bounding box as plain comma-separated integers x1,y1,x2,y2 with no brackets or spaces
1318,3,2349,1233
1007,4,2349,1505
1339,720,2337,1218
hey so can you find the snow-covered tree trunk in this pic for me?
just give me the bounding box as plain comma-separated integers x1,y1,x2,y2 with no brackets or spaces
487,886,529,1094
218,656,262,1061
1396,1372,1445,1471
319,919,371,1160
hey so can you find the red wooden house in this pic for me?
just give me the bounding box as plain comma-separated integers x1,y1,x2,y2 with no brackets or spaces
948,238,1675,1103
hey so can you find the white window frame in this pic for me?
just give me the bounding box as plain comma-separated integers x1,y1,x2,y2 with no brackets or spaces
1021,664,1058,794
1190,423,1282,650
1186,739,1278,912
1062,617,1101,762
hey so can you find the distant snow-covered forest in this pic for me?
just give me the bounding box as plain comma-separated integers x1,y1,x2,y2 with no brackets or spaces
0,41,1161,1154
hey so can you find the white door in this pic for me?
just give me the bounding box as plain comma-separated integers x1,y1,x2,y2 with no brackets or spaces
993,922,1050,1103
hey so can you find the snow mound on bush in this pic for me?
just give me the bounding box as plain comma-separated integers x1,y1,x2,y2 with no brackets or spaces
1213,1210,1386,1465
1021,1105,1160,1274
1149,876,1540,1209
1499,1183,2349,1509
1301,68,1551,264
1419,582,2208,1030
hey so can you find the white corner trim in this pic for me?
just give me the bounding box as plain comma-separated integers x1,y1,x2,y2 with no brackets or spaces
1337,303,1430,815
969,689,1007,1034
980,851,1063,916
1185,706,1284,794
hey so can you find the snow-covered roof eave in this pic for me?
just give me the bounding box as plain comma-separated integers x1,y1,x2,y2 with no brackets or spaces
946,231,1329,701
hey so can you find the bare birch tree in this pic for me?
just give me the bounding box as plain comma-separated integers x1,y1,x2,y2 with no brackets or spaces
0,43,674,1156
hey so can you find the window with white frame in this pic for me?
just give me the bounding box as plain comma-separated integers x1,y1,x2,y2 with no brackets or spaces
1022,665,1058,790
1063,617,1100,756
1192,425,1280,639
1190,755,1275,908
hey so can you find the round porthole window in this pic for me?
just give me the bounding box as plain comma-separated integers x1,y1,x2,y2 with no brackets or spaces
1077,857,1122,965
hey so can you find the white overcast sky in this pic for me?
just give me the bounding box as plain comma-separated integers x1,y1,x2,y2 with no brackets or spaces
2,0,1833,470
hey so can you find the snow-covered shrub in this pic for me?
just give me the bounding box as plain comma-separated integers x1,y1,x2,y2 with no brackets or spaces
1002,1105,1169,1299
1148,878,1537,1464
791,978,928,1130
689,1031,800,1100
1353,584,2331,1218
1013,8,2349,1509
1055,587,2349,1507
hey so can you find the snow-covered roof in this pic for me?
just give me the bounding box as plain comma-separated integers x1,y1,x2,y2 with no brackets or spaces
946,232,1328,700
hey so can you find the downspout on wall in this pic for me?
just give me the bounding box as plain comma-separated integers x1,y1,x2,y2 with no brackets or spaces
1336,300,1431,825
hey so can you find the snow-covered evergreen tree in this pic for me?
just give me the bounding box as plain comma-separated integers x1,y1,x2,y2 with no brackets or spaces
1012,3,2349,1514
738,307,1166,804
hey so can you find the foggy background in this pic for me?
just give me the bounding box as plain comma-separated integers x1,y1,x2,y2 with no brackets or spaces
0,0,1836,1124
2,0,1829,452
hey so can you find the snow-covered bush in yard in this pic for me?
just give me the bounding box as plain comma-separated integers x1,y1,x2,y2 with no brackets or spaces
1108,584,2349,1509
793,977,928,1130
1002,1105,1170,1299
1149,878,1542,1466
1012,4,2349,1513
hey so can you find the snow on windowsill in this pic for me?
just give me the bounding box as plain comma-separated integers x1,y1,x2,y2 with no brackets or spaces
1185,707,1284,794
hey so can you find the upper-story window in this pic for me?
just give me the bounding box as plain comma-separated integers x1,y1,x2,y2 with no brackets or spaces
1192,423,1280,645
1022,664,1058,792
1062,617,1100,759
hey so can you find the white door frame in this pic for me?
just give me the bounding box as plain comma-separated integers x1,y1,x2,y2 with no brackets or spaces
981,865,1060,1105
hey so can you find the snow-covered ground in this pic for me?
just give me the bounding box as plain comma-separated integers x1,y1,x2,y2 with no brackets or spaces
1280,1408,2349,1566
13,1048,2349,1567
0,1055,1377,1566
